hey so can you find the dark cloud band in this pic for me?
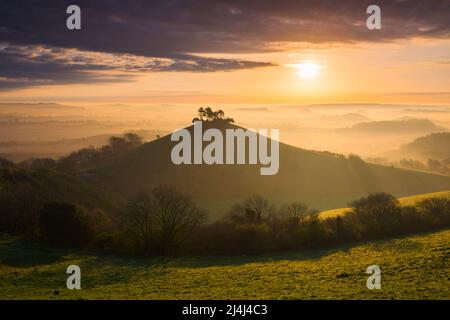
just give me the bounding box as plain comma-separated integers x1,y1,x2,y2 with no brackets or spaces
0,0,448,89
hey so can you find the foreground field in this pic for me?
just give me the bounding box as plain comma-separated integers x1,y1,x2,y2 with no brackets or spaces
0,230,449,299
319,190,450,219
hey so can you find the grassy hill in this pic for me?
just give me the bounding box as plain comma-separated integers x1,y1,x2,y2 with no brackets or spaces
399,132,450,160
93,121,450,218
319,190,450,219
1,229,448,299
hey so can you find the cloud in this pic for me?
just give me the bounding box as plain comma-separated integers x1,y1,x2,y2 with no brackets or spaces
0,0,449,89
0,43,274,90
1,0,449,56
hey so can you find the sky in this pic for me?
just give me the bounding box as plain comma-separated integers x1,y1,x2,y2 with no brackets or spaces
0,0,449,105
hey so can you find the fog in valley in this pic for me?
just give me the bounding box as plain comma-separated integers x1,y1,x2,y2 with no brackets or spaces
1,103,449,167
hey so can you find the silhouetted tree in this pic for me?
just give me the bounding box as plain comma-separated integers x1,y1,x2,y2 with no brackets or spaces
228,196,275,224
109,136,130,153
192,107,234,123
280,202,317,223
126,185,205,255
124,132,143,147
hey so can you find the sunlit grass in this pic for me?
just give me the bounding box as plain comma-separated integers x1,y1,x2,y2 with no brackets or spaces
1,229,449,300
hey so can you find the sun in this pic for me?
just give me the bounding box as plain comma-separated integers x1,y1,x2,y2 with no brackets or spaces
295,61,323,79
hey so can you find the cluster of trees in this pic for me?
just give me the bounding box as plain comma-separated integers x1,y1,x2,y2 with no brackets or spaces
0,167,114,243
1,169,449,256
0,133,143,173
185,193,450,255
56,133,143,172
192,107,234,123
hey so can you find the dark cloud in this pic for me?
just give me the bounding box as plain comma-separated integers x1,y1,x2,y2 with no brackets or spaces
0,43,274,90
0,44,136,90
1,0,448,55
0,0,448,88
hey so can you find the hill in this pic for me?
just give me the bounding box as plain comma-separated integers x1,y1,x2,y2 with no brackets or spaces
319,190,450,219
93,121,450,217
399,132,450,160
337,118,446,135
0,130,165,162
0,167,121,215
1,229,448,299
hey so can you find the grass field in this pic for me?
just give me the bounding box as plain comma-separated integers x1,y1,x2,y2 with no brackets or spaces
0,229,449,300
319,190,450,219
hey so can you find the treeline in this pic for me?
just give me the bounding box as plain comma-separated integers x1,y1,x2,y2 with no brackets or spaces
0,167,118,241
0,132,143,173
1,173,449,256
183,192,450,255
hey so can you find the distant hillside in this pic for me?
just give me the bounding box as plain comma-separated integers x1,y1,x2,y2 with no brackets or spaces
0,130,165,162
92,122,450,218
0,167,121,212
337,118,446,135
399,132,450,160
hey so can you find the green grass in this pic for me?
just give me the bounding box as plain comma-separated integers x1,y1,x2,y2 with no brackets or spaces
1,230,449,300
319,190,450,219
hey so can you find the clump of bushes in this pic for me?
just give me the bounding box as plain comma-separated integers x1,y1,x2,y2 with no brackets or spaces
38,201,94,246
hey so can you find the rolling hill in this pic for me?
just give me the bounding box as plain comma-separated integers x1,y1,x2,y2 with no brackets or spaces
399,132,450,160
0,129,165,162
93,122,450,217
337,118,446,135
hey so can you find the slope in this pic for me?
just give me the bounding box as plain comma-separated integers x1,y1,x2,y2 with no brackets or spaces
93,122,450,217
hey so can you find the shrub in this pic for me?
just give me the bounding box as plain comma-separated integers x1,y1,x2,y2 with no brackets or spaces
418,197,450,226
38,201,94,246
348,193,403,238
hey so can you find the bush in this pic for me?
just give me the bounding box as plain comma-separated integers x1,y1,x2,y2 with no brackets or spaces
418,197,450,226
348,193,403,238
38,201,94,246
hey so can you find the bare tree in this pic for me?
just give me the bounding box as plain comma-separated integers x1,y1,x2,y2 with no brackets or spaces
127,185,206,255
228,196,275,224
127,192,156,252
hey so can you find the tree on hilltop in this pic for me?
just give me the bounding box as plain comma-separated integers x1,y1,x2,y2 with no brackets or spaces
192,107,234,123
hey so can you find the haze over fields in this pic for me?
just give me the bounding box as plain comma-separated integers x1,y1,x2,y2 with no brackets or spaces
1,102,449,162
